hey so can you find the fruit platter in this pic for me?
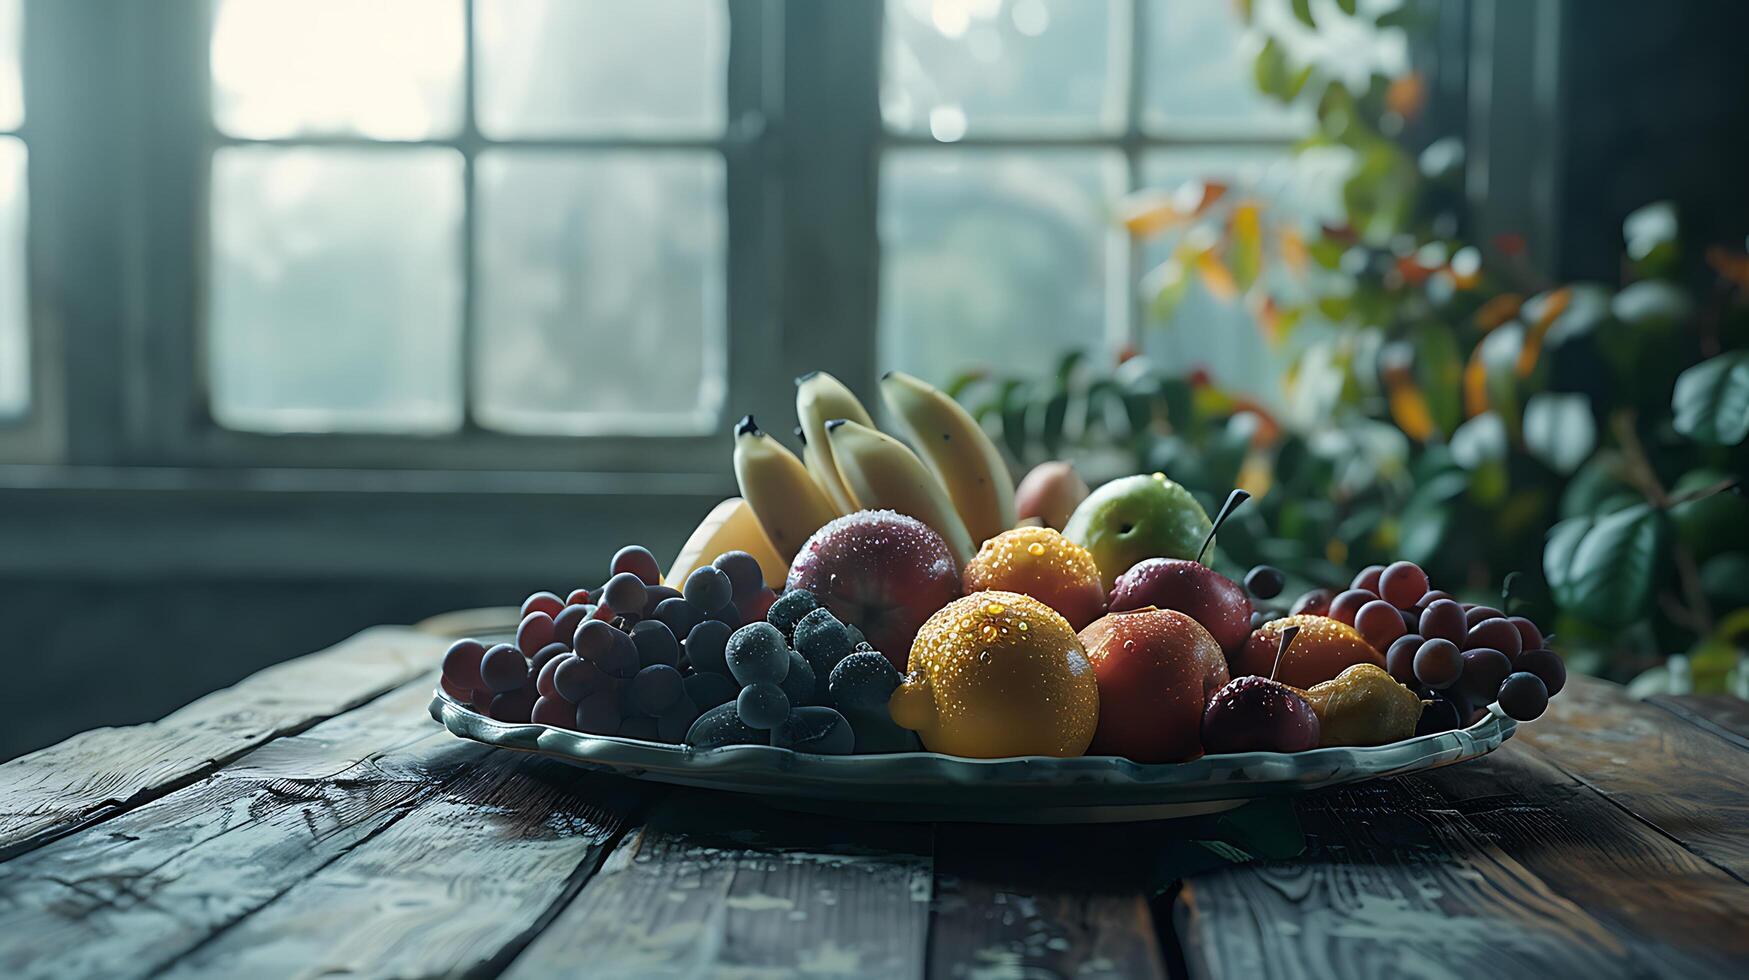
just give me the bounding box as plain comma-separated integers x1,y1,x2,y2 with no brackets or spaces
429,370,1566,822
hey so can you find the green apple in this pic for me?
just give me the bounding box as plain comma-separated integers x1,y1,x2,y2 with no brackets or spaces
1064,472,1214,591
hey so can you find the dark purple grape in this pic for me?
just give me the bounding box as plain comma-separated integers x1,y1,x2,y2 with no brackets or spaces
654,596,705,640
601,572,648,617
480,643,529,694
532,695,574,728
1418,598,1467,644
631,619,681,669
712,550,767,602
828,650,901,710
1329,588,1377,626
610,545,663,586
1385,634,1423,684
1400,608,1420,635
1289,588,1334,617
726,623,790,686
516,612,555,658
684,565,735,613
554,654,608,702
520,592,564,619
685,619,733,675
1243,565,1285,600
1507,616,1544,653
793,608,853,677
1465,605,1505,628
536,652,569,700
1498,672,1549,720
656,699,702,743
709,602,743,629
1355,599,1406,649
618,716,660,741
1250,610,1271,631
1413,638,1463,690
487,687,537,723
683,670,739,710
631,664,686,715
640,585,682,617
781,650,816,706
551,605,589,648
1378,561,1429,609
1351,564,1386,593
442,639,486,690
685,701,765,748
767,589,825,637
770,706,855,754
1516,648,1566,696
1415,589,1455,609
574,618,617,658
1464,617,1522,658
1460,648,1512,702
530,641,569,677
575,620,639,678
574,689,622,734
736,682,790,730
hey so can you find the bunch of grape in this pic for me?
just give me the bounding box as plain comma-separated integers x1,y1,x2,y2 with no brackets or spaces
1300,560,1566,731
438,545,779,740
684,589,920,754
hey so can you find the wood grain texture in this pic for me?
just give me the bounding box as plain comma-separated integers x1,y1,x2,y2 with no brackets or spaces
1516,674,1749,880
928,823,1167,980
0,682,479,980
505,792,934,980
1649,693,1749,749
0,626,433,858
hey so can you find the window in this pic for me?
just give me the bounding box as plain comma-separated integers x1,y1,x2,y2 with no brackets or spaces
205,0,729,436
0,0,25,420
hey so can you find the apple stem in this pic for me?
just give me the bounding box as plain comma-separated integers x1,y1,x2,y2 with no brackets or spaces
1271,625,1300,683
1196,489,1250,566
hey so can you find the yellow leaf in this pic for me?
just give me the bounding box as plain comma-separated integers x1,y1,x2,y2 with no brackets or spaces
1386,375,1437,442
1463,345,1489,418
1278,226,1308,276
1516,285,1571,377
1119,189,1181,238
1195,249,1239,301
1474,293,1523,331
1229,200,1263,289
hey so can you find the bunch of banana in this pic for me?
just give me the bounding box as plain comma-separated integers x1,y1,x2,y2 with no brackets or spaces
732,369,1016,571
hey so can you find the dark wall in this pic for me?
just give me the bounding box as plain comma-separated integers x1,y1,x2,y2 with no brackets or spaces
1557,1,1749,280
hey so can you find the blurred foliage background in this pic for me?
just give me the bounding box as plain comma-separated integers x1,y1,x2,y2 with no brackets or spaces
949,0,1749,693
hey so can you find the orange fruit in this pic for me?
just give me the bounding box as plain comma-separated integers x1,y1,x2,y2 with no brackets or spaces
890,591,1099,758
1233,614,1385,689
962,526,1107,630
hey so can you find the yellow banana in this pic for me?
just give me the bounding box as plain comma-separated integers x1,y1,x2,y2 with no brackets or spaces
732,416,840,562
795,371,874,514
880,370,1016,547
666,497,788,589
825,419,975,565
795,425,846,514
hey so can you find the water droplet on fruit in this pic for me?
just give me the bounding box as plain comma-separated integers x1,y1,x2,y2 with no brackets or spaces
1016,620,1028,632
1027,542,1046,557
984,601,1006,616
978,650,993,664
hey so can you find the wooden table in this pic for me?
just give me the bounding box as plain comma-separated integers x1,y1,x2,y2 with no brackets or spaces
2,624,1746,979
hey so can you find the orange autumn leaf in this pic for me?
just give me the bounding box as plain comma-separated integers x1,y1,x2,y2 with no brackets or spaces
1196,249,1240,301
1386,71,1427,121
1388,378,1437,441
1119,190,1182,238
1278,225,1309,275
1463,345,1489,418
1707,245,1749,289
1474,292,1523,331
1517,286,1572,376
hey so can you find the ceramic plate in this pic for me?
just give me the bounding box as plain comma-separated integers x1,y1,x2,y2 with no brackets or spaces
428,690,1516,823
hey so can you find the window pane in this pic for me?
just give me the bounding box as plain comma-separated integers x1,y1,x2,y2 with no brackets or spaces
1135,148,1350,398
208,147,464,433
883,0,1125,137
211,0,464,140
0,138,24,418
880,149,1123,384
475,151,725,435
1142,0,1304,133
476,0,728,138
0,0,21,131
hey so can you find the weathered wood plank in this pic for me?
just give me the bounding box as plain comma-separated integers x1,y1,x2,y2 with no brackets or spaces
504,793,935,979
1648,693,1749,750
928,823,1166,980
0,681,479,980
1516,674,1749,880
0,626,434,858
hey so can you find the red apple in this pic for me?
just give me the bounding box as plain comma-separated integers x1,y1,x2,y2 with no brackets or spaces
786,510,962,670
1078,606,1230,763
1107,558,1252,657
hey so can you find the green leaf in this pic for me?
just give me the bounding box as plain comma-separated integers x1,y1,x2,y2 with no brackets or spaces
997,380,1031,464
1040,390,1069,457
1411,322,1462,435
1545,504,1666,628
1054,349,1086,389
1522,392,1597,474
1623,200,1679,276
1336,0,1357,13
1450,411,1507,470
1253,38,1293,100
1672,351,1749,445
1610,279,1690,329
1292,0,1316,27
943,369,985,401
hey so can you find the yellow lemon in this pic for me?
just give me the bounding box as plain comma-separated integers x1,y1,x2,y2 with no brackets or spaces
889,591,1099,758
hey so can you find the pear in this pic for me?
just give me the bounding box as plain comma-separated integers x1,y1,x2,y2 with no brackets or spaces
1301,663,1426,747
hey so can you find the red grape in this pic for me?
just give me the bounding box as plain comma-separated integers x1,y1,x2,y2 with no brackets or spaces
487,687,537,723
566,588,594,607
1385,634,1423,684
1355,599,1407,649
551,605,589,648
1378,561,1429,609
516,612,556,658
531,695,574,728
1460,648,1512,702
554,655,608,702
520,592,564,619
611,545,663,586
1413,638,1463,689
442,639,486,690
1516,648,1566,696
1415,589,1455,609
1418,598,1467,644
1464,617,1522,658
737,587,778,624
1507,616,1544,653
1464,605,1505,628
1351,564,1386,593
480,643,529,694
1290,588,1334,616
1497,672,1549,721
536,653,569,700
1329,588,1377,626
439,674,475,704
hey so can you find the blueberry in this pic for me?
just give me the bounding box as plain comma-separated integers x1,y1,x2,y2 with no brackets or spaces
685,701,765,748
828,651,900,711
654,596,705,640
767,589,824,637
781,650,817,706
631,619,680,668
683,670,739,710
684,620,732,675
769,706,855,754
684,565,735,613
725,622,790,686
736,682,791,730
793,607,852,677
